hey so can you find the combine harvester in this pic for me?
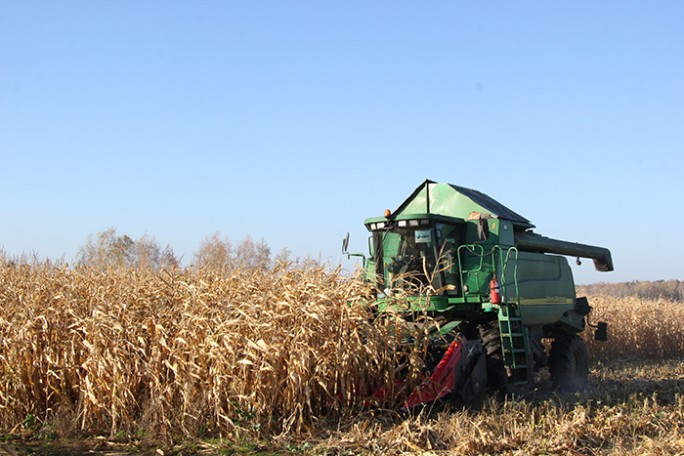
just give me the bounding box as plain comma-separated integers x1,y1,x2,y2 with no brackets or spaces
343,180,612,407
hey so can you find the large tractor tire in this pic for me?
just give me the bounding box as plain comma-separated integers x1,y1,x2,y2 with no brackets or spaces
549,335,589,392
478,320,507,391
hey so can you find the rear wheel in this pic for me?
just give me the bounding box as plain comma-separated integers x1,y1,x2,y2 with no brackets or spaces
549,335,589,391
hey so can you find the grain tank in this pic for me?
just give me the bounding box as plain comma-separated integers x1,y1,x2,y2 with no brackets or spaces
345,180,612,404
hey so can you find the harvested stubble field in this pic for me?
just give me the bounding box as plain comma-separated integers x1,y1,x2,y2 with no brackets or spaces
1,260,684,455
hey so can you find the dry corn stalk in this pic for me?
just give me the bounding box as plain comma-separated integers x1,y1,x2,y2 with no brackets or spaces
0,260,426,439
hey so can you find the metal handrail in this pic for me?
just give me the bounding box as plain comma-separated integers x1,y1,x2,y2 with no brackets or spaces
457,244,520,304
494,246,520,306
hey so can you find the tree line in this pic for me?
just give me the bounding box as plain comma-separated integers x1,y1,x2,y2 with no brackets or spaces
75,228,293,271
577,280,684,302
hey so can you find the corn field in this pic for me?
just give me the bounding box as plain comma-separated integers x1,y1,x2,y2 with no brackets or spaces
585,295,684,362
1,259,684,453
0,260,437,441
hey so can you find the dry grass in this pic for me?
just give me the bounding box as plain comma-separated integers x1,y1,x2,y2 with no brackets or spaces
1,259,684,454
319,362,684,455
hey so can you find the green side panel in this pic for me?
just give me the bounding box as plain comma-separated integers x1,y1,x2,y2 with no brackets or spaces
376,295,456,313
494,219,515,246
364,258,376,282
459,243,496,297
502,252,577,327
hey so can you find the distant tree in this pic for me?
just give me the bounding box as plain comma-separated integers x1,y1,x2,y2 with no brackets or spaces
234,235,272,270
274,247,292,267
132,234,161,269
78,228,127,267
233,235,255,269
577,280,684,302
194,232,232,271
254,237,272,270
159,244,181,269
193,233,272,272
77,228,165,270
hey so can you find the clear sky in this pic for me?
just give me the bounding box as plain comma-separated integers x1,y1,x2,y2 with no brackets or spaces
1,1,682,284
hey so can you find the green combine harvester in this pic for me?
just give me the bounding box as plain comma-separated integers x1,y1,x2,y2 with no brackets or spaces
343,180,612,406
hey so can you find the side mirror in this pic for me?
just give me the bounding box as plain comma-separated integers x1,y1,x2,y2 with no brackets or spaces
594,321,608,341
342,232,367,268
342,232,350,254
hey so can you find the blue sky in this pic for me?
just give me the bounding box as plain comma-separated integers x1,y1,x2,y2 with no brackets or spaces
1,1,682,284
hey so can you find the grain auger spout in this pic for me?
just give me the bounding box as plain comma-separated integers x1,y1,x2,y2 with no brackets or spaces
515,231,614,272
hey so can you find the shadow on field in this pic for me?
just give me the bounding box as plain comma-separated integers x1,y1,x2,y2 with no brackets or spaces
513,359,684,412
401,359,684,419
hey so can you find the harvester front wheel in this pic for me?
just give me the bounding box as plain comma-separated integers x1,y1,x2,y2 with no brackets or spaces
549,335,589,392
478,320,507,391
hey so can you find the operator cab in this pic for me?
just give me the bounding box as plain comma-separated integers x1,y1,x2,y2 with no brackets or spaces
365,214,465,296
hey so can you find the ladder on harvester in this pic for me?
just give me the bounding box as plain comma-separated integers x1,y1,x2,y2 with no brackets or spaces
498,304,533,390
496,247,534,391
